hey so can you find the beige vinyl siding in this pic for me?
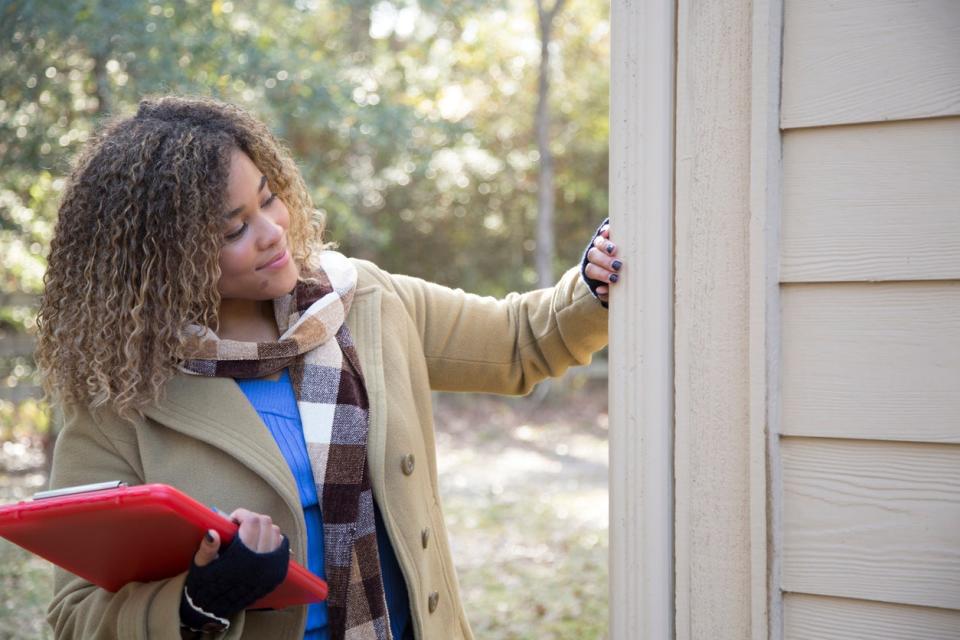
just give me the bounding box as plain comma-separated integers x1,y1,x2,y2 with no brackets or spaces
780,118,960,283
781,438,960,609
781,0,960,128
780,282,960,443
783,594,960,640
777,1,960,636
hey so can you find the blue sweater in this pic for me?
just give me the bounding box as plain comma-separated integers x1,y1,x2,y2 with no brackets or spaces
236,369,411,640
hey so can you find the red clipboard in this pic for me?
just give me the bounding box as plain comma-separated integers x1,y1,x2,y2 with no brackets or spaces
0,482,327,610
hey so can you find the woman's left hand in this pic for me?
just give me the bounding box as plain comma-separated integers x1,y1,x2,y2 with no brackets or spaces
583,222,621,304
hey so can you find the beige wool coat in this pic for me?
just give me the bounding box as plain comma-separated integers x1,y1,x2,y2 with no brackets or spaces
46,259,609,640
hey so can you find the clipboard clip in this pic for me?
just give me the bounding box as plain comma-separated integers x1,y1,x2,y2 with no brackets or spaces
33,480,129,500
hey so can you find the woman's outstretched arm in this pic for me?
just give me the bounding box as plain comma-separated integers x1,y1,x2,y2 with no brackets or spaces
355,256,610,396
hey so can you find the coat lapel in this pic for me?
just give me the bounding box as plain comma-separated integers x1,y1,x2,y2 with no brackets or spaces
142,374,303,536
346,285,388,500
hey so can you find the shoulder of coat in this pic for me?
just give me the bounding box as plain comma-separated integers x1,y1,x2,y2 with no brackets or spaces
349,257,397,293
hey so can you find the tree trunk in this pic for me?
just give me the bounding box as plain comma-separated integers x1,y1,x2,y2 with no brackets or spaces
534,0,565,288
348,1,373,53
92,53,111,116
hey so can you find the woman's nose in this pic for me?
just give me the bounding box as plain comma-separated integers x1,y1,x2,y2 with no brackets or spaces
255,213,284,249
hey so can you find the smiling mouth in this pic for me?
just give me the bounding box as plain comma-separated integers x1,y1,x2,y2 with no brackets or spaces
258,248,289,270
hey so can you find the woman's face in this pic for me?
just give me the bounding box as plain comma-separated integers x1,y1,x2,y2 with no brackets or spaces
217,149,300,301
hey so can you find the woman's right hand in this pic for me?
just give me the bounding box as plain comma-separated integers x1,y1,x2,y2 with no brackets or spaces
194,508,285,565
180,508,289,635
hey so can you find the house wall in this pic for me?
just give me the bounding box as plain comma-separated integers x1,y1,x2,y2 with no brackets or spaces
674,0,758,638
778,1,960,637
612,1,958,637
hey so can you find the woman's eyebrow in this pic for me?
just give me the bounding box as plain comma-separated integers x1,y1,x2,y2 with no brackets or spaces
224,175,268,218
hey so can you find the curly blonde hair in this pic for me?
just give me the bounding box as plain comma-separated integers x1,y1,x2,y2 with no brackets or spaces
36,95,324,418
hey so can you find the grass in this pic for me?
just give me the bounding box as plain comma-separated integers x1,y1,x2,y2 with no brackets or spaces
0,465,53,640
0,376,609,639
434,381,609,639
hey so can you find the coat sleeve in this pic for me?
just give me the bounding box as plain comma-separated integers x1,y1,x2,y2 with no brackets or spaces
357,261,609,395
45,404,246,640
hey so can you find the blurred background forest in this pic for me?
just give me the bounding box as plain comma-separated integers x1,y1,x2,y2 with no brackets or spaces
0,0,609,637
0,0,609,431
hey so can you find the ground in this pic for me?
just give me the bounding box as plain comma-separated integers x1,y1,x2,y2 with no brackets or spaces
0,376,608,639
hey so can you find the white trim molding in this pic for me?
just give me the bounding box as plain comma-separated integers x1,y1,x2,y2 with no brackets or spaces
608,0,676,638
749,0,784,638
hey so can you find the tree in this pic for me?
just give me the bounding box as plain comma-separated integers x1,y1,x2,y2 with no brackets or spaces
0,0,609,412
534,0,566,287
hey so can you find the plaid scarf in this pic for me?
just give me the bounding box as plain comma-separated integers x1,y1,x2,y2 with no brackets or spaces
179,251,391,640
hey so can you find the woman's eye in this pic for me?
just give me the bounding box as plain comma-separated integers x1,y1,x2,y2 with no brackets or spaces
222,194,276,241
224,222,247,241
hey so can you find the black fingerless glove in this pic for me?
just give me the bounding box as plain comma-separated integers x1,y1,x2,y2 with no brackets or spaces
179,534,290,634
580,217,611,308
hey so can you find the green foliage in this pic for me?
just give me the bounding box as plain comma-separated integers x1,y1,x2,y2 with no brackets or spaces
1,0,608,294
0,469,51,640
0,0,607,428
0,398,49,440
0,539,54,640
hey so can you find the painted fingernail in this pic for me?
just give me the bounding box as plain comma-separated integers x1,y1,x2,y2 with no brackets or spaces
612,260,622,271
609,273,619,283
205,531,215,543
606,243,615,254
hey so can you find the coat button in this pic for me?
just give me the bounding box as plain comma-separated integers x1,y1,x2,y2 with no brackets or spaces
421,527,430,549
401,453,416,476
428,591,439,613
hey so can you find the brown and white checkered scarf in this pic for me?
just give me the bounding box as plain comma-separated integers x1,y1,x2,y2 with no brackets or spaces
179,251,392,640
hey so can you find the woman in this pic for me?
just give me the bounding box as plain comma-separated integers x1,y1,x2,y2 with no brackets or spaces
36,96,620,639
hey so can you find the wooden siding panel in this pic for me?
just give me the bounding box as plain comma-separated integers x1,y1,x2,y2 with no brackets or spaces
781,437,960,609
781,118,960,283
781,282,960,442
784,593,960,640
782,0,960,128
674,0,754,636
